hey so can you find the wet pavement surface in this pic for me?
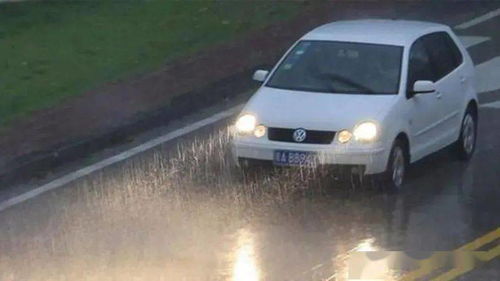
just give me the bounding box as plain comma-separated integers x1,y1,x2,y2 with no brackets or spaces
1,3,500,281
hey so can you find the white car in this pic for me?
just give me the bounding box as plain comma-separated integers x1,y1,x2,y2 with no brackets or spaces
232,20,478,189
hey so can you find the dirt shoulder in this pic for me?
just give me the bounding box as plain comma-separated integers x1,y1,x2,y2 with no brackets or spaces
0,2,320,183
0,2,404,185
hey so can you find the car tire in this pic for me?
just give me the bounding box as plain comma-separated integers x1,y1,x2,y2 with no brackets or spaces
384,139,408,191
455,109,477,161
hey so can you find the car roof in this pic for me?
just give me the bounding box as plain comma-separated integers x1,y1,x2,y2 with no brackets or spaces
301,19,450,46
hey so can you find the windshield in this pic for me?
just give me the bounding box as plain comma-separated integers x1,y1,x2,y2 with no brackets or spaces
266,40,403,94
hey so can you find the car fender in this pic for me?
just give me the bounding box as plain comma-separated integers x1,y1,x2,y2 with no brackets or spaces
378,97,413,164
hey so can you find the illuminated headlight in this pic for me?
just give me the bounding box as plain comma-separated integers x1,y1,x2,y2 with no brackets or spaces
337,130,352,143
235,114,256,134
254,125,266,138
353,122,378,142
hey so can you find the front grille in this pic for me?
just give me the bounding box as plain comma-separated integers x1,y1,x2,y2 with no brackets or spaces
267,127,336,144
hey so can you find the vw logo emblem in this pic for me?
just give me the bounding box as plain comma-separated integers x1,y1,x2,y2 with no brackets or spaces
293,128,307,143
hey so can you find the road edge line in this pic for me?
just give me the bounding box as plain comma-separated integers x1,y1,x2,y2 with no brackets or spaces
0,105,243,212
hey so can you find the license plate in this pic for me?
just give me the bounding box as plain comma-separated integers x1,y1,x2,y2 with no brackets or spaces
273,150,317,168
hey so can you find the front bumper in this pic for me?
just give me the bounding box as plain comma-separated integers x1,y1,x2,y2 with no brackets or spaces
232,138,389,175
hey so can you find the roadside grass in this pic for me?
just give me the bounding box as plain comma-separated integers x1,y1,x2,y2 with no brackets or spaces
0,0,300,127
0,128,385,280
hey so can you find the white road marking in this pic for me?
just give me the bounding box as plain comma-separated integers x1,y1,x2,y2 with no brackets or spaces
0,105,243,212
476,56,500,94
456,36,499,95
458,36,490,49
480,100,500,109
455,36,500,95
455,8,500,30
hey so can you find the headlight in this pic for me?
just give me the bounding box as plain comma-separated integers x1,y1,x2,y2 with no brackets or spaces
254,125,266,138
337,130,352,143
235,114,256,133
353,121,378,142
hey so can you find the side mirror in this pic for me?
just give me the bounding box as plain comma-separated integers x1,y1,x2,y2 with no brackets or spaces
253,70,269,82
413,80,435,95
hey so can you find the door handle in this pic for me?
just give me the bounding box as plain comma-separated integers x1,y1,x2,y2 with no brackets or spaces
460,76,466,84
436,91,442,99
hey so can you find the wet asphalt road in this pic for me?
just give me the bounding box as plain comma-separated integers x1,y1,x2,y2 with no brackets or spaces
1,3,500,281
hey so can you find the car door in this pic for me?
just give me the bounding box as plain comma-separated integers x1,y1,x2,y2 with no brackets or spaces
406,37,441,160
421,32,464,148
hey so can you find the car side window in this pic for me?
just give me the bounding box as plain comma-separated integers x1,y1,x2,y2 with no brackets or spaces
443,33,464,68
407,38,436,95
422,32,460,80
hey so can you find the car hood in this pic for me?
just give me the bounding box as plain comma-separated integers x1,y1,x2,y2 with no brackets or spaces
242,87,398,131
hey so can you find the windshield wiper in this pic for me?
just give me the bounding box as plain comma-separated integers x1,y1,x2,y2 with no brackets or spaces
315,72,376,94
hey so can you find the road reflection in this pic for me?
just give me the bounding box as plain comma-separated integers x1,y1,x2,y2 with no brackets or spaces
1,123,498,280
232,228,260,281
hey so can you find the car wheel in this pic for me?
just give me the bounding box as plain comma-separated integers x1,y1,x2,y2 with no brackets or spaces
456,109,477,161
385,140,407,190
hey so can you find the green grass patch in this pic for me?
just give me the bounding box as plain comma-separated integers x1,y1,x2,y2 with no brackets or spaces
0,0,300,127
